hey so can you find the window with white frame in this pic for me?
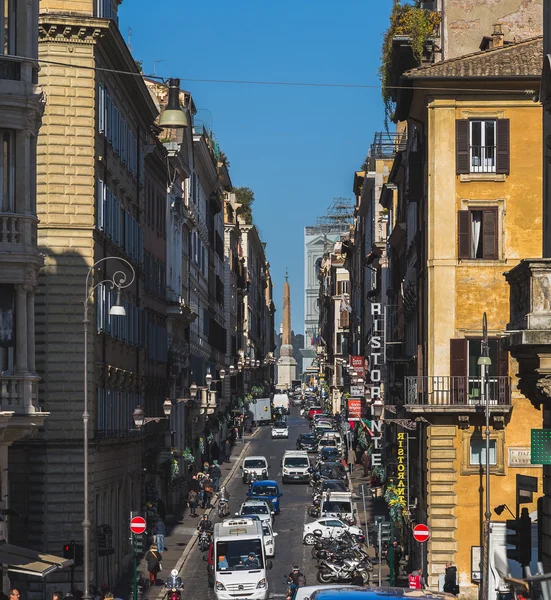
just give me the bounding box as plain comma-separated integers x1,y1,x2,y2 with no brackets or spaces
1,0,15,55
470,120,496,173
0,129,15,212
469,439,497,466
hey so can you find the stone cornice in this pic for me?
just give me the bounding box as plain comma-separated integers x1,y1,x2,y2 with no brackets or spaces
38,16,106,44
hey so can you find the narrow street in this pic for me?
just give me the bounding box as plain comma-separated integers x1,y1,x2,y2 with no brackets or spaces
181,408,316,599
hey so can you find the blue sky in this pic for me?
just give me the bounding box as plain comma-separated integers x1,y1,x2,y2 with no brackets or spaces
119,0,393,335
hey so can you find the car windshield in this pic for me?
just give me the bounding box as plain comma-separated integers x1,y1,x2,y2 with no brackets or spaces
285,457,309,467
321,449,340,457
273,422,286,428
250,485,278,496
301,434,316,441
215,539,264,571
244,459,266,469
323,482,346,492
320,440,337,447
322,501,352,514
242,504,269,515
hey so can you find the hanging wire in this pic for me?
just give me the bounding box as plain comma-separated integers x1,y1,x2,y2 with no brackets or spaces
2,53,538,96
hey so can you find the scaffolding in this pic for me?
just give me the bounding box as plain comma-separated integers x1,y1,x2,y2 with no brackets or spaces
305,197,355,235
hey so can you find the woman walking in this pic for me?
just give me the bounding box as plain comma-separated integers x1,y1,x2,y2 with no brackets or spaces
144,543,162,585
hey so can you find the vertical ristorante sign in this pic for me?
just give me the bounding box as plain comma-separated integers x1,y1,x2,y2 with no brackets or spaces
368,303,385,470
396,432,407,509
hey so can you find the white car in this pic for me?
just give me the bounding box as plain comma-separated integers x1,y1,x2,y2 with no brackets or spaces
236,499,274,526
261,520,278,557
303,517,363,545
272,420,289,439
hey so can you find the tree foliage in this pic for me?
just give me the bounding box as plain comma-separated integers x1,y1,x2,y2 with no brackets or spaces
233,186,255,225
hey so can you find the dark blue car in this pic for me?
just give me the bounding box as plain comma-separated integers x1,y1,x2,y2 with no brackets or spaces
246,479,282,514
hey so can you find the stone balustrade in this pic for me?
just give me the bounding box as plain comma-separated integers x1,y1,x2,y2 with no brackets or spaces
0,374,40,414
0,213,38,249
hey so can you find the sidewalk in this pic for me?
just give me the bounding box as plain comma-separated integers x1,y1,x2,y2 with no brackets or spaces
348,465,408,587
113,434,255,600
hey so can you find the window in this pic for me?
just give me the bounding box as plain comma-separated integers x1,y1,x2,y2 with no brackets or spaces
469,439,497,466
337,280,349,296
1,0,15,55
456,119,509,175
0,129,14,212
458,207,498,260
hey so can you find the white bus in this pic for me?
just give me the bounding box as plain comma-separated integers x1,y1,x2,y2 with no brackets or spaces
213,518,272,600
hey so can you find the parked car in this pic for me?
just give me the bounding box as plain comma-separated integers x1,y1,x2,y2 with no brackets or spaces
316,479,349,494
247,479,283,514
271,420,289,439
307,406,323,419
309,588,457,600
303,517,364,545
317,448,342,463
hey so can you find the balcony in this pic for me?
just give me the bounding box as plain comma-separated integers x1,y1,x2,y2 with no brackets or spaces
0,213,38,251
404,375,511,412
0,374,41,414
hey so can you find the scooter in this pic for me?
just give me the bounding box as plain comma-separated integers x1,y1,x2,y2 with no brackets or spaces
165,570,184,600
218,497,229,518
317,557,371,584
197,529,212,552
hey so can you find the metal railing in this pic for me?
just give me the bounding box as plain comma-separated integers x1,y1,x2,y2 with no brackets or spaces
95,429,142,440
470,145,496,173
404,375,511,406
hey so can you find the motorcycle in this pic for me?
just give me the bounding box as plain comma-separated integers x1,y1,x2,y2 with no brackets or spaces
308,504,320,518
165,571,184,600
317,557,371,584
197,529,212,552
218,496,229,518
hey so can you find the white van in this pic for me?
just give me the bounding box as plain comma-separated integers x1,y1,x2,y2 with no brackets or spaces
320,491,355,523
241,456,269,483
281,450,310,483
272,393,290,414
213,518,272,600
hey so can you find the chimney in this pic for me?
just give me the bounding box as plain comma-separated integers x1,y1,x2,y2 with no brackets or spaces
491,23,504,48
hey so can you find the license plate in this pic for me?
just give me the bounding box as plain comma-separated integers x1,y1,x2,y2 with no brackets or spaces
293,475,301,479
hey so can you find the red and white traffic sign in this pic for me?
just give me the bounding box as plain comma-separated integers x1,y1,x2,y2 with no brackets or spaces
412,524,430,543
130,516,147,535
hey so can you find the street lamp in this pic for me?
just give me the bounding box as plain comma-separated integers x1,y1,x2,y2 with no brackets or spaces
372,398,384,420
132,399,173,428
478,312,492,600
83,257,135,600
229,365,235,376
205,369,213,387
219,369,226,380
158,78,188,129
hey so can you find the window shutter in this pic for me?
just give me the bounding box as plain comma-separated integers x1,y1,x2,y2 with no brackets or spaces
456,120,470,174
450,339,467,377
498,346,509,377
482,207,498,260
458,211,470,259
496,119,510,174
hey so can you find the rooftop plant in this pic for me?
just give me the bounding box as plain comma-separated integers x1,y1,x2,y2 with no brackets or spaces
379,0,441,127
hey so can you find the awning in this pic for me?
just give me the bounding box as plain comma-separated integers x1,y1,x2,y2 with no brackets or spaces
0,542,74,578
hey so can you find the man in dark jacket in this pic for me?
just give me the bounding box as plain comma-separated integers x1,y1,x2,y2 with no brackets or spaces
210,461,222,492
444,562,458,594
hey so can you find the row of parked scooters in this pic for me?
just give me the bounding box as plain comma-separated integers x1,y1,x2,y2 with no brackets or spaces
295,402,372,586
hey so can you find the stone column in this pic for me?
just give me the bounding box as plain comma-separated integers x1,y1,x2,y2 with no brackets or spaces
27,287,35,372
277,272,296,388
15,285,28,373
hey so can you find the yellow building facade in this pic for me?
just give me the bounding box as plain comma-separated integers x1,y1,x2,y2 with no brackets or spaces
386,37,544,596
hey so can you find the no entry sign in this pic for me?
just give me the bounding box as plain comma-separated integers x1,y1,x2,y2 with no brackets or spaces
130,516,147,535
412,523,430,543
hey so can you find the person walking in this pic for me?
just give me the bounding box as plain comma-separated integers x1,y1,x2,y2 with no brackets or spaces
53,592,64,600
144,543,162,585
155,518,166,552
444,562,458,594
224,439,231,462
361,450,371,477
9,589,20,600
203,476,214,508
347,447,357,473
188,489,198,517
387,540,402,584
210,461,222,492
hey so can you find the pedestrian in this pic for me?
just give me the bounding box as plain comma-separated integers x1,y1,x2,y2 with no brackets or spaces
203,476,214,508
144,543,162,585
211,441,220,463
347,447,357,473
189,475,199,493
361,451,371,477
155,517,166,552
188,489,198,517
224,439,231,462
210,461,222,492
53,592,64,600
203,461,210,474
444,561,458,595
9,590,20,600
387,540,403,583
197,472,205,507
408,567,424,589
350,570,364,586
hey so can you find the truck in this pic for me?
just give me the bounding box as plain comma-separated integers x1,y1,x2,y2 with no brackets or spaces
247,397,272,425
272,393,290,415
212,518,271,600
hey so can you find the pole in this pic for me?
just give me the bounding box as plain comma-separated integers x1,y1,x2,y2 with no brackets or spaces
133,547,137,600
484,362,491,600
361,488,370,547
83,299,90,600
378,521,382,587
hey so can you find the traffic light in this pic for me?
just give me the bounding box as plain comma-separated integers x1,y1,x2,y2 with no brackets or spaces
506,508,531,567
63,542,83,566
380,522,392,543
63,542,74,560
132,533,145,555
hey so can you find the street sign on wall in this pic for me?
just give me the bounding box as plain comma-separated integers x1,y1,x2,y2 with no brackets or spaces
347,398,364,419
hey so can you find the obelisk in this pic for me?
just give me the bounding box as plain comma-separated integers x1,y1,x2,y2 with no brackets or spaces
277,269,297,389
